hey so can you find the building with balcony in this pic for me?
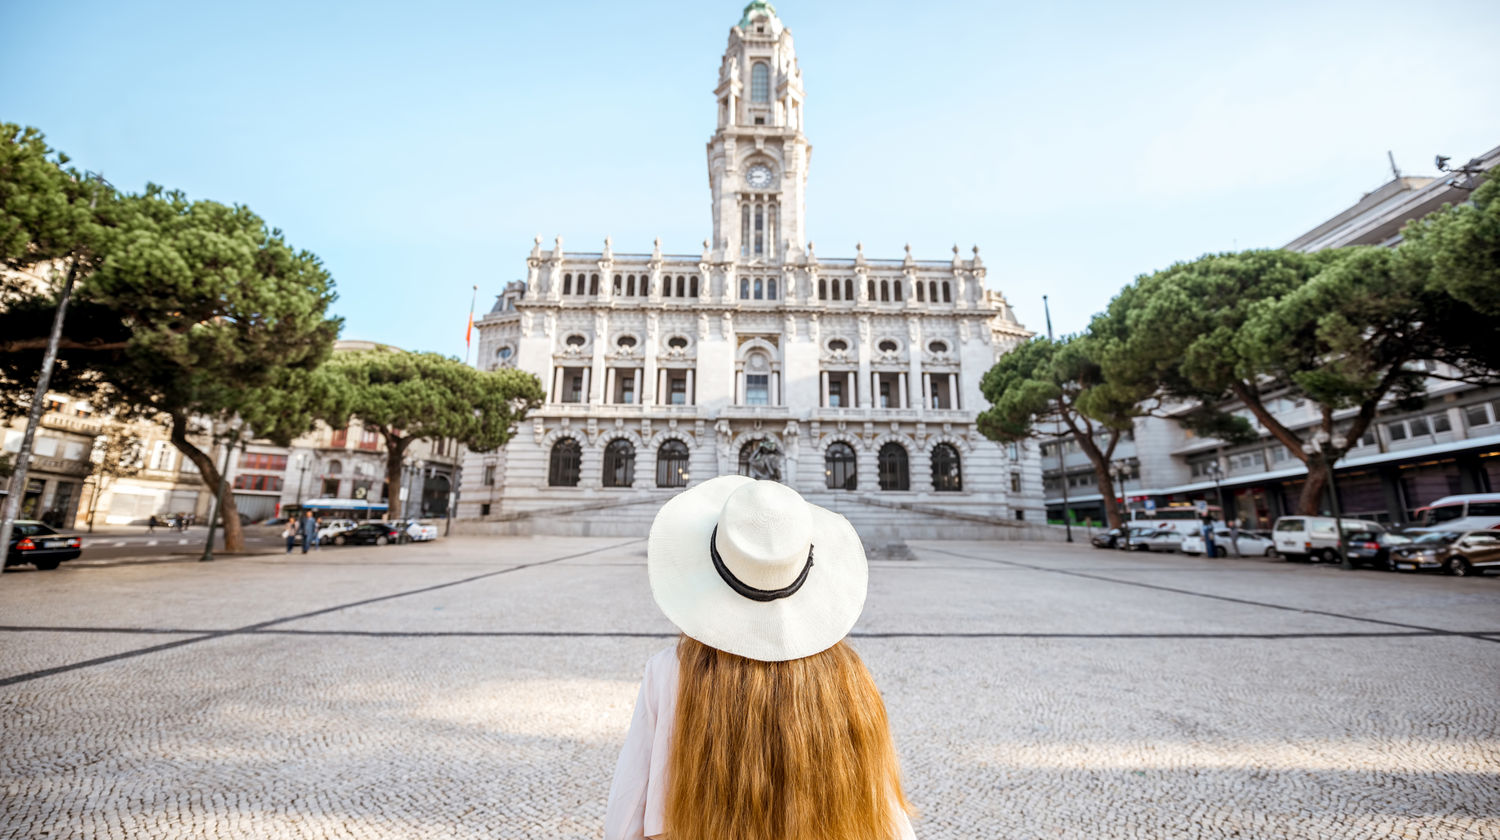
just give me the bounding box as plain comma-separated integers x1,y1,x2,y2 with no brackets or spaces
1043,143,1500,528
459,3,1041,539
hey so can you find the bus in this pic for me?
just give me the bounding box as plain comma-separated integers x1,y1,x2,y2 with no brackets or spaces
1128,504,1223,536
280,498,390,522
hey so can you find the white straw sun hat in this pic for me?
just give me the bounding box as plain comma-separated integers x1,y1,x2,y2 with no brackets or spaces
647,475,868,662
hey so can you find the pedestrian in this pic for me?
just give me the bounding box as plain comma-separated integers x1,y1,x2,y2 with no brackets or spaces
283,521,297,554
1228,518,1241,558
1202,515,1217,558
147,515,157,534
300,510,319,554
605,476,915,840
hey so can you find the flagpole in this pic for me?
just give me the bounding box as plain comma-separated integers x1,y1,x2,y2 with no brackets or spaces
465,284,478,367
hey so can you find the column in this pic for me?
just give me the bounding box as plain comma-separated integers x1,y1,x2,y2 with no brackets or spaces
685,369,695,406
770,372,780,406
922,373,933,411
846,372,855,410
658,370,668,406
871,372,880,409
948,373,959,410
736,370,746,405
632,369,642,406
580,368,591,404
820,371,830,407
552,367,564,404
897,374,908,410
605,368,617,405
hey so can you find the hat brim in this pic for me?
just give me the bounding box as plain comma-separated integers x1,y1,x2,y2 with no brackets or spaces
648,475,868,662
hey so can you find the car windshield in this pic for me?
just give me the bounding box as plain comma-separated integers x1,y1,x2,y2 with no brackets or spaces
1412,532,1460,544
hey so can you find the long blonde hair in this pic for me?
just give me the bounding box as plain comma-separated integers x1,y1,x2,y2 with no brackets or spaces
664,635,912,840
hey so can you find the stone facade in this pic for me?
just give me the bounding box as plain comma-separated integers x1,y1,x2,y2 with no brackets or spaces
459,3,1040,539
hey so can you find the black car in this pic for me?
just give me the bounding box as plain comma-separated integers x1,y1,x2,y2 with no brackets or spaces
1345,530,1416,570
326,522,403,546
5,520,82,570
1091,528,1123,549
1389,531,1462,572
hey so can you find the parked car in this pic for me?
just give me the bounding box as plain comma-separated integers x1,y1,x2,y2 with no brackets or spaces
1344,530,1416,570
5,521,82,571
1411,493,1500,532
1131,527,1184,553
326,522,404,546
317,519,358,542
1180,527,1277,558
1389,531,1462,572
1442,530,1500,577
1117,526,1159,551
1272,516,1385,563
395,520,439,543
1091,528,1123,549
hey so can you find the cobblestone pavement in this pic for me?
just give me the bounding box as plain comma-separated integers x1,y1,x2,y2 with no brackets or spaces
2,536,1498,839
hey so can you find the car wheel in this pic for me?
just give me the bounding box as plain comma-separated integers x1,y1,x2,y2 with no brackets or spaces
334,535,346,546
1214,546,1228,558
34,559,60,571
377,536,389,546
1264,548,1278,559
1446,556,1472,577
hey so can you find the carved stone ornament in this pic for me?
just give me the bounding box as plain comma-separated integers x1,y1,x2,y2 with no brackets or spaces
698,312,711,341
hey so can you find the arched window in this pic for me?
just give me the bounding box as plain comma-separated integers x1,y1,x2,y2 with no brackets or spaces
327,459,343,475
690,276,699,297
754,278,763,299
878,443,909,491
893,280,903,302
677,276,687,297
626,275,636,296
656,440,689,488
932,443,962,492
830,279,840,301
613,274,623,295
928,280,938,302
563,273,573,295
751,62,770,103
548,439,581,487
916,282,925,302
740,277,750,299
942,282,952,303
844,279,854,300
819,278,827,300
868,279,877,300
603,439,635,488
589,274,600,295
880,281,890,302
767,278,777,299
825,442,857,490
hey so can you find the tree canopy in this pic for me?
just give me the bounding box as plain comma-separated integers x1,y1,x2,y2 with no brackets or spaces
978,333,1151,527
323,350,544,515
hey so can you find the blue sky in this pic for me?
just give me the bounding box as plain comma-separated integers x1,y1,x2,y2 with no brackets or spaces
4,0,1499,356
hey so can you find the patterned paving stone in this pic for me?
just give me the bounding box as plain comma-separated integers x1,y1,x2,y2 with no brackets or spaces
1,536,1497,838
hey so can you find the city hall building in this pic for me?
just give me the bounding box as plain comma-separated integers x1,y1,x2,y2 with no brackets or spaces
459,2,1040,539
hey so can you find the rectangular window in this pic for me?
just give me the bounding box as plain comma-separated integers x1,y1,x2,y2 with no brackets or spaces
828,380,843,408
1387,421,1408,441
745,374,769,406
482,464,496,486
879,380,892,408
620,372,636,405
480,503,491,516
1465,404,1492,428
670,378,687,405
331,428,348,448
1010,473,1021,493
569,374,584,403
1431,412,1452,433
1408,416,1430,436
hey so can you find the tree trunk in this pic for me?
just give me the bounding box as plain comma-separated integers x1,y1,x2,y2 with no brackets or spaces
1297,453,1331,516
1090,460,1124,528
384,434,413,521
1070,426,1125,530
170,415,245,553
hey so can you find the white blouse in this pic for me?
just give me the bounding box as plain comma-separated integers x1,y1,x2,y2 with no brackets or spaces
603,644,916,840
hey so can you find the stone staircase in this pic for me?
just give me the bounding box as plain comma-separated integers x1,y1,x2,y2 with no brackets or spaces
453,491,1061,544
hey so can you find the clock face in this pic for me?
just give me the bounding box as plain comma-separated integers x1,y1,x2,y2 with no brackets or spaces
746,164,774,189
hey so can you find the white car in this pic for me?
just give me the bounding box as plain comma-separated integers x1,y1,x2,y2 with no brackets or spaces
316,519,357,541
402,521,439,542
1411,493,1500,532
1181,527,1276,558
1272,516,1385,563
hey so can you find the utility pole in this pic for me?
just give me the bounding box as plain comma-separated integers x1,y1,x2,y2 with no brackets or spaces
0,173,107,566
1043,295,1072,543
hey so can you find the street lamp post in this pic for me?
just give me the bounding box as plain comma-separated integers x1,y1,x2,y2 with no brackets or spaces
1306,434,1351,569
1203,460,1238,557
1112,459,1133,549
1042,295,1073,543
296,454,311,509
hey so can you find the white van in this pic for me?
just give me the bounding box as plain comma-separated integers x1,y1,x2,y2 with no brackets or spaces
1412,494,1500,532
1272,516,1385,563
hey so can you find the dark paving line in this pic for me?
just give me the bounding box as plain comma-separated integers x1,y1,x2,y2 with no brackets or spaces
5,625,1498,641
0,538,645,687
925,546,1500,644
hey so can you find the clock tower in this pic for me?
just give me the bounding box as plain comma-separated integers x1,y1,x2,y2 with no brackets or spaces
707,1,810,265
